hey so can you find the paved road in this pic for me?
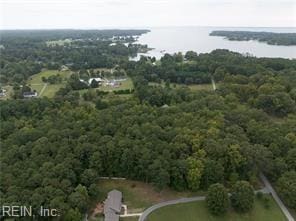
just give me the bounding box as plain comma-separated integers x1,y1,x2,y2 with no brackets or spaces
138,196,205,221
260,173,294,221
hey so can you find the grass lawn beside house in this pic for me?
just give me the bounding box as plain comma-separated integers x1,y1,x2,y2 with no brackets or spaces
28,70,72,98
96,179,205,213
146,196,286,221
99,77,134,92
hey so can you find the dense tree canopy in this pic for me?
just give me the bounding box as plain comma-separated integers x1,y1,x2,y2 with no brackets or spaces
276,171,296,209
0,30,295,219
210,31,296,46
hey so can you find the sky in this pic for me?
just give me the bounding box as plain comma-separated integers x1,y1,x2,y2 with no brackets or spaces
0,0,295,29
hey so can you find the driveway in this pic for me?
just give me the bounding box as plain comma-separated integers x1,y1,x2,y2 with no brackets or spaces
138,174,294,221
138,196,205,221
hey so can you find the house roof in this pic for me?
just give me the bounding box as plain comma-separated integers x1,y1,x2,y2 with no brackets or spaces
104,189,122,221
105,190,122,213
23,91,36,95
104,211,119,221
88,78,103,84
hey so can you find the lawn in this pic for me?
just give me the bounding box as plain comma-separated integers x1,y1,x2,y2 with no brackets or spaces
99,77,134,92
28,70,72,84
30,84,44,94
28,70,72,98
97,179,205,213
146,196,286,221
42,84,65,97
79,77,134,97
46,39,72,46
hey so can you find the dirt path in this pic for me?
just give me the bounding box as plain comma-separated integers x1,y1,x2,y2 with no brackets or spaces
39,83,48,97
211,77,217,91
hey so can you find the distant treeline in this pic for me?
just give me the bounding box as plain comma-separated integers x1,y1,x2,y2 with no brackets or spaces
0,29,149,42
210,31,296,46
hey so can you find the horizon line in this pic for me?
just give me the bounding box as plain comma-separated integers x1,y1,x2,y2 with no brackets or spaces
1,25,296,31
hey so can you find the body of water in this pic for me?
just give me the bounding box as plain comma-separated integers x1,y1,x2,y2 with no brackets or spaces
132,27,296,60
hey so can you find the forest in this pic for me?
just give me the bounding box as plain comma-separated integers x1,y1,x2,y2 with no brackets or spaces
210,30,296,45
0,30,296,220
0,29,149,84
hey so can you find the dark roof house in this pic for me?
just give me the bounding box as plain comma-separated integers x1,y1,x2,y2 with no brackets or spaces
23,91,38,98
104,190,122,221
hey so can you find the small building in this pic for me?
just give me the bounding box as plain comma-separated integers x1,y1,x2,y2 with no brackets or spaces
104,190,122,221
23,91,38,98
0,89,6,97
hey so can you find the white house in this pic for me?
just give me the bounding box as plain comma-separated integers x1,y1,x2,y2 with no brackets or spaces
88,78,104,85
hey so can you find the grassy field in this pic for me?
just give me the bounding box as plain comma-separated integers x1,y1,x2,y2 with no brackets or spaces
146,196,286,221
46,39,72,46
30,84,45,94
28,70,72,98
97,179,205,213
100,77,134,92
28,70,72,84
79,77,134,97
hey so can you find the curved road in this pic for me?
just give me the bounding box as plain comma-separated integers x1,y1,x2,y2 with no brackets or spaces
138,175,294,221
138,196,205,221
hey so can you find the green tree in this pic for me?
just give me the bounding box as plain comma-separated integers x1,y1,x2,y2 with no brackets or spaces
68,185,89,212
206,183,229,215
230,181,254,212
201,160,224,189
286,149,296,170
185,51,198,60
64,208,82,221
277,171,296,209
186,157,204,191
